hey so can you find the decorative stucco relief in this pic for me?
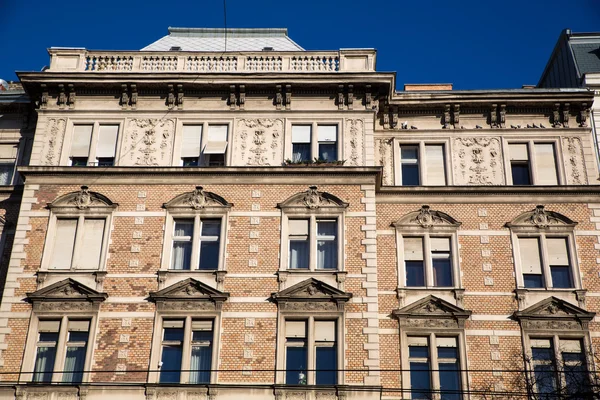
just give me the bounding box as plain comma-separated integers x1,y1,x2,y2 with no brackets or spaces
562,137,588,185
234,118,284,166
452,137,504,185
344,119,364,166
41,118,66,166
123,118,175,166
376,138,393,185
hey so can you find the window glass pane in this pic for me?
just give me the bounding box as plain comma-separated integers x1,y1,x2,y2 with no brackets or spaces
0,163,14,185
63,345,87,383
78,219,105,270
406,261,425,287
160,345,182,383
433,258,453,287
163,326,184,341
534,364,557,397
315,346,337,385
182,157,199,167
317,221,337,270
71,125,93,157
292,143,311,162
181,125,203,158
511,163,532,185
50,219,77,269
410,360,431,399
190,345,212,384
534,143,558,185
524,274,544,288
286,345,307,384
96,125,118,158
33,345,57,383
438,346,458,359
174,220,193,237
401,164,420,186
318,143,337,161
71,157,88,167
551,266,573,288
172,242,192,270
201,220,221,237
439,362,461,400
289,241,309,269
199,241,219,270
401,146,419,161
425,144,446,186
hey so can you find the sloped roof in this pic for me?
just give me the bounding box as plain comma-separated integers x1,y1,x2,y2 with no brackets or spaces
142,27,304,52
571,41,600,75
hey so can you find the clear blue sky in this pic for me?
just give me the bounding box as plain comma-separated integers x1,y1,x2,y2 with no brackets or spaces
1,0,599,89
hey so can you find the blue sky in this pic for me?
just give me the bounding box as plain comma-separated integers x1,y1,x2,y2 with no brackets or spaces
1,0,599,89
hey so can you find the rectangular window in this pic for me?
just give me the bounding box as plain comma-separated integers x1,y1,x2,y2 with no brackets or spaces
403,236,454,288
95,125,118,166
0,143,17,185
399,143,447,186
70,124,119,166
49,218,106,270
203,125,228,166
400,145,420,186
70,125,93,166
32,319,91,384
181,125,203,166
408,336,461,400
510,142,559,185
518,236,573,289
284,319,337,385
509,143,532,185
561,339,589,397
318,126,337,162
190,320,213,384
170,218,221,271
292,125,312,162
425,144,446,186
534,144,558,185
288,218,339,271
160,320,184,384
33,320,60,383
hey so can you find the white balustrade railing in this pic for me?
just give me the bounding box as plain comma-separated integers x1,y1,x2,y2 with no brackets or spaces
48,49,375,73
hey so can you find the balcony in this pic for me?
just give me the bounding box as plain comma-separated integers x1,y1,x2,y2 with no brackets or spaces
46,48,377,73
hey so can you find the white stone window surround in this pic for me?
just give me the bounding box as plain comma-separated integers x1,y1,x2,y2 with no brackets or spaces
284,118,344,162
510,231,581,290
148,313,222,385
399,330,469,400
59,119,124,166
0,141,21,185
275,313,345,386
22,314,99,384
41,209,113,273
502,137,567,185
392,138,452,186
172,119,233,166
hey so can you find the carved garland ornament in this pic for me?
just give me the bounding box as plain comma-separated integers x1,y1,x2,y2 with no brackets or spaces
235,118,283,166
43,118,66,165
452,137,504,185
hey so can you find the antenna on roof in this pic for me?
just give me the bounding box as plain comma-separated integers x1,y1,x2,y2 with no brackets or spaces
223,0,228,52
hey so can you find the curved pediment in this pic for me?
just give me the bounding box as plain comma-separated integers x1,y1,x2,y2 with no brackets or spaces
271,278,352,311
163,186,232,210
392,206,461,229
49,186,116,210
277,186,349,210
506,205,577,231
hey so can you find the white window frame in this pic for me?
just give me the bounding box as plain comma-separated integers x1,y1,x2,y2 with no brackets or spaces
401,332,468,400
173,120,232,167
396,232,461,289
149,314,221,384
393,139,451,186
161,214,228,273
285,120,343,162
511,232,581,290
22,315,98,384
280,214,344,272
276,316,344,386
41,213,112,272
61,120,123,167
504,139,566,185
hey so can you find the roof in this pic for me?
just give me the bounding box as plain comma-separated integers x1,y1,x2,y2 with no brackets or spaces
571,41,600,75
142,27,305,52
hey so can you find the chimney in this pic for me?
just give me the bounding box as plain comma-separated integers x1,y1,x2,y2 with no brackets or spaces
404,83,453,91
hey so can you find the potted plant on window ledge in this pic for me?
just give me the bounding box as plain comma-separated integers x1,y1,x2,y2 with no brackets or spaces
283,158,346,167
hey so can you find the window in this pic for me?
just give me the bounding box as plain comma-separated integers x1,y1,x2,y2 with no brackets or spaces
180,124,228,167
517,236,573,289
70,124,119,166
285,319,337,385
0,143,17,185
408,336,461,400
398,143,446,186
530,338,589,399
33,319,90,384
48,218,106,270
288,218,338,270
291,124,338,162
403,236,454,288
508,142,559,185
159,319,214,384
170,218,221,271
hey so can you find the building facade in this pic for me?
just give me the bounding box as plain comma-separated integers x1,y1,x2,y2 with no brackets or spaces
0,28,598,400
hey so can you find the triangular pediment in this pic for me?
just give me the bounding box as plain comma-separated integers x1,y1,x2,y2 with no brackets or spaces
392,206,461,229
49,186,116,210
506,205,577,230
393,295,471,320
277,186,349,210
163,186,231,210
514,297,595,321
271,278,352,303
149,278,229,302
27,278,107,303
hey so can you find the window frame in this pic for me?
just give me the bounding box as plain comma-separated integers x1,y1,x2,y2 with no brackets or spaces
23,315,97,384
511,232,581,290
504,138,565,186
62,119,123,167
400,331,468,400
0,141,20,186
150,314,221,384
286,120,342,163
173,120,233,167
393,139,451,186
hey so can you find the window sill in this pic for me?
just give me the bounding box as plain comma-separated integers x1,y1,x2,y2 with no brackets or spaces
37,270,105,286
277,269,347,284
397,287,465,308
158,269,227,286
515,288,586,309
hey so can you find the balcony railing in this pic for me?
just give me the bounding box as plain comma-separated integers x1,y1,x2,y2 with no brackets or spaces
46,48,376,73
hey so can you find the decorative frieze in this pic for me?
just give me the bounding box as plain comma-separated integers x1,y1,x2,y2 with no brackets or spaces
376,138,393,185
453,137,504,185
235,118,284,166
344,119,364,166
123,118,175,166
41,118,66,166
562,136,588,185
